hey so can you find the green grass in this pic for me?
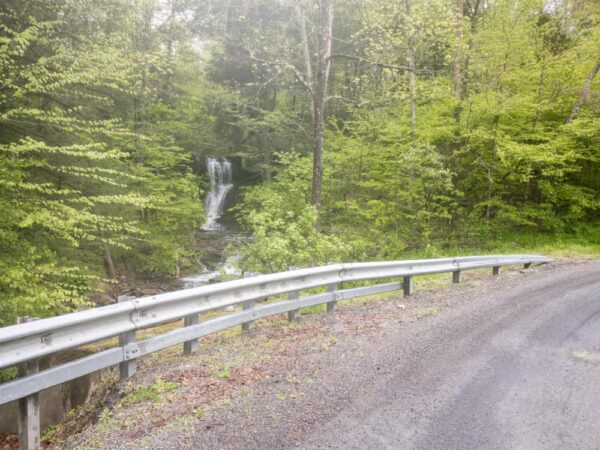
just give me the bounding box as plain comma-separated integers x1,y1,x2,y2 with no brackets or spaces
417,226,600,260
0,367,17,383
301,304,326,315
484,229,600,258
211,369,231,379
120,379,180,406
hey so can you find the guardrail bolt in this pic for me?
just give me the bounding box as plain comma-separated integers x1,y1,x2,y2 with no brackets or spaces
327,283,338,313
452,271,462,284
17,317,40,450
183,314,200,354
288,290,301,323
118,296,138,380
492,266,500,276
403,276,414,296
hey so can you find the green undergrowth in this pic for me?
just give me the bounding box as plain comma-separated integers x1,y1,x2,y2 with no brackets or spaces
0,367,17,383
120,379,181,406
438,227,600,259
484,230,600,258
211,369,231,379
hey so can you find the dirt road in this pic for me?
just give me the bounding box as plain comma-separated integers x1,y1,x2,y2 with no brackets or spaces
300,261,600,450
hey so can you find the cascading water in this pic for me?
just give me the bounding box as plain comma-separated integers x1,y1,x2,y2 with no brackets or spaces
183,157,246,288
202,157,234,231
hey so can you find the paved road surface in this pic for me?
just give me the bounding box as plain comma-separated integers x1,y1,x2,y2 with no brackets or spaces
301,261,600,449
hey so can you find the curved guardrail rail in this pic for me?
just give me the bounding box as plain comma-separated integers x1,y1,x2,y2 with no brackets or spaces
0,254,550,449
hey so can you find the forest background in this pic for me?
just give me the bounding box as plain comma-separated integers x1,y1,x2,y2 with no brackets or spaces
1,0,599,326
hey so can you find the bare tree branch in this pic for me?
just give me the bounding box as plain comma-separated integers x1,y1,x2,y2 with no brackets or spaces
329,53,434,75
296,3,314,91
325,95,362,107
257,68,285,95
243,43,314,95
566,56,600,124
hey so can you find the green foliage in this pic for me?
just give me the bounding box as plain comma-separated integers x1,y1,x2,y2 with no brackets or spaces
117,132,203,277
120,379,180,406
482,224,600,257
326,111,457,259
202,0,600,271
211,369,231,379
1,0,600,327
233,153,350,273
0,0,206,325
0,2,145,324
0,367,18,383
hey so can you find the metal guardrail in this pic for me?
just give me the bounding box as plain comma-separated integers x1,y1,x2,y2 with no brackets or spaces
0,254,550,449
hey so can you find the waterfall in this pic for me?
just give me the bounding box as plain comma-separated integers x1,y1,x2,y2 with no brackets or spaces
202,158,234,231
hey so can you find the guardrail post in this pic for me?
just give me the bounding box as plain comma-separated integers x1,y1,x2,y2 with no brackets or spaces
524,262,532,269
17,317,40,450
327,283,338,313
403,276,414,296
241,301,256,332
242,272,257,333
118,296,137,380
452,271,462,284
183,314,199,355
492,266,500,276
288,290,301,323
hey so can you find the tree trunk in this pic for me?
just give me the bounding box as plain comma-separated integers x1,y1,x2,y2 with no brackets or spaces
406,0,417,133
102,239,117,280
226,0,236,34
134,2,154,130
566,56,600,123
462,0,482,98
297,2,314,97
454,0,464,112
163,0,177,105
532,64,546,132
260,134,273,181
96,225,117,279
311,0,335,230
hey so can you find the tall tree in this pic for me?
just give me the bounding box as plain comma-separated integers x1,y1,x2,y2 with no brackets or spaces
0,0,146,322
566,56,600,123
454,0,464,105
406,0,417,132
311,0,336,227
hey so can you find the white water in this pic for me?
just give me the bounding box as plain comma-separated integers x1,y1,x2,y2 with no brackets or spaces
181,254,243,289
202,158,234,231
184,158,241,288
